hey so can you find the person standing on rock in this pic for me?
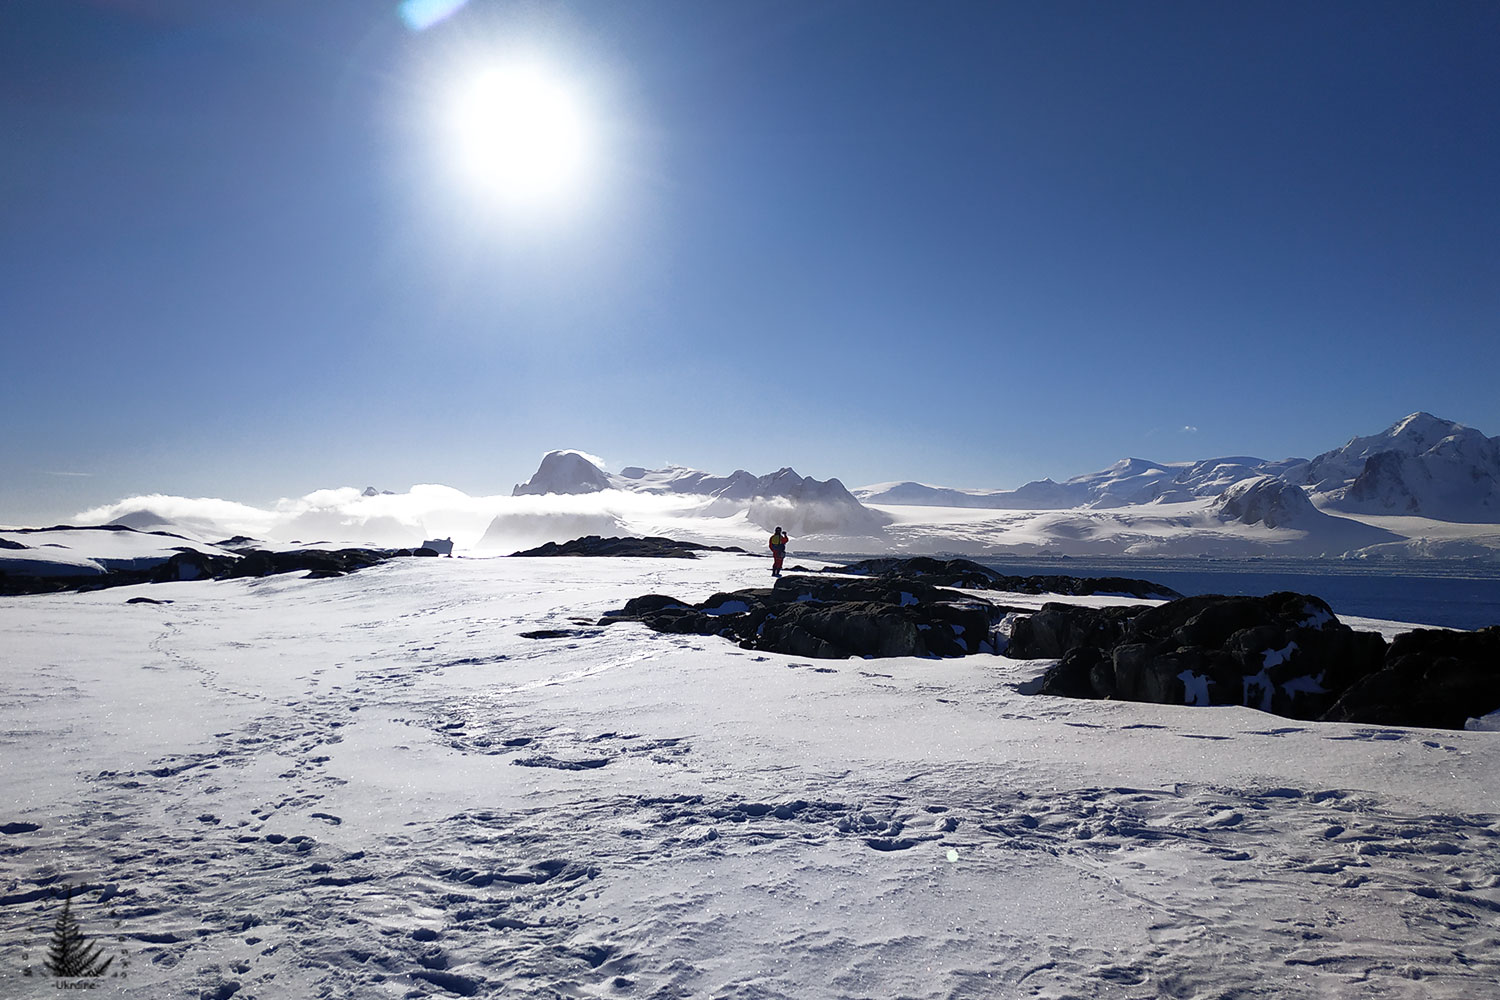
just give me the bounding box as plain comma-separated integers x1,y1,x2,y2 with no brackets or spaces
768,526,789,577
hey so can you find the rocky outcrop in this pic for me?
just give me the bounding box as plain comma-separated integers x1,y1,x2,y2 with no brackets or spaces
511,535,745,558
1015,593,1389,722
835,556,1181,600
603,574,1008,659
1007,604,1148,660
1322,626,1500,729
0,545,412,596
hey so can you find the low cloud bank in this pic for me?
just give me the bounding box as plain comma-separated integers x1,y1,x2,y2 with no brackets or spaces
73,487,787,551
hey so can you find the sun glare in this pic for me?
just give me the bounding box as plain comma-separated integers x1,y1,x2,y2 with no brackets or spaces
446,60,594,211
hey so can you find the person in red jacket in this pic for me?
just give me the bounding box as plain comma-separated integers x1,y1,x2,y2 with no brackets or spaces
768,526,789,577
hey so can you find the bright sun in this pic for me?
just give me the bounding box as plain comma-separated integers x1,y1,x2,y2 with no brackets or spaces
446,60,594,210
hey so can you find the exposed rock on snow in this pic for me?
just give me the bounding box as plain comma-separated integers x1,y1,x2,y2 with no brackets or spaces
604,574,1004,659
0,526,413,595
835,555,1181,599
1007,604,1149,661
1323,626,1500,729
510,535,745,559
1016,593,1390,722
601,557,1182,658
1017,592,1500,730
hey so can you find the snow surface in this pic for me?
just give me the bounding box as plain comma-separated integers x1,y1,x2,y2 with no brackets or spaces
3,552,1499,998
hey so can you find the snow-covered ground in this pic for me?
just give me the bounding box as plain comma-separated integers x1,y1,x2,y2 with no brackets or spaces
3,553,1498,998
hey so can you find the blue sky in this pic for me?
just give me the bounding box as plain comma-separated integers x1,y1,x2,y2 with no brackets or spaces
4,0,1497,524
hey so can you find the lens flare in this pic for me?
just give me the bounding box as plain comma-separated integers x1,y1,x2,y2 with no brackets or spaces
399,0,470,32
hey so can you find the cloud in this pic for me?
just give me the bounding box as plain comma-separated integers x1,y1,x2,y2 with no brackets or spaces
70,485,744,550
43,471,93,477
69,472,890,550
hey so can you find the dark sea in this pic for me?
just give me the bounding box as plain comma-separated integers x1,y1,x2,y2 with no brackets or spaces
976,558,1500,631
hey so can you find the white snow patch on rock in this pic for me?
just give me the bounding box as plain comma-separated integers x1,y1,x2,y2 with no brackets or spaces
1300,605,1334,629
1179,670,1212,707
1262,642,1299,669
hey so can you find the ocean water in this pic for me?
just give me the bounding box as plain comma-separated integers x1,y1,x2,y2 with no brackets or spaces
978,559,1500,632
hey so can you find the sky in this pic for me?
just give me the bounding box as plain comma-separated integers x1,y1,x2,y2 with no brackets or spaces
3,0,1498,526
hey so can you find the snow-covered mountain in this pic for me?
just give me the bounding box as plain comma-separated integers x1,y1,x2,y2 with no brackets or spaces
857,456,1308,510
857,413,1500,526
511,450,616,496
1209,476,1322,530
1286,412,1500,522
502,450,891,540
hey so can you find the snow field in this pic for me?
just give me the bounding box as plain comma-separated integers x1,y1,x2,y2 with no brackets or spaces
2,553,1498,998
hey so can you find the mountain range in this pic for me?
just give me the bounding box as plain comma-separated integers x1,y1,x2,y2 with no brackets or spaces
487,413,1500,559
28,412,1500,562
506,450,890,538
856,412,1500,523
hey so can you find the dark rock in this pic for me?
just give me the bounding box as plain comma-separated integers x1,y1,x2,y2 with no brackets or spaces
1,541,406,598
615,594,692,616
152,549,239,583
604,572,1004,659
1037,646,1106,699
1322,626,1500,729
1014,591,1390,723
511,535,745,559
1113,643,1220,706
1007,603,1147,659
834,556,1181,600
771,574,961,608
